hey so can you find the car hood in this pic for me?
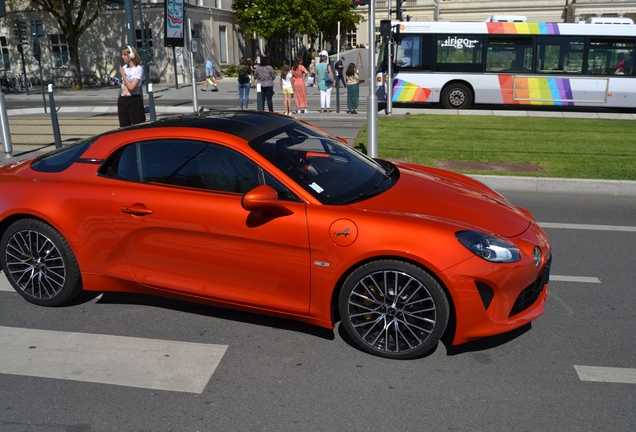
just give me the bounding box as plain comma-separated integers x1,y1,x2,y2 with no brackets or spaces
349,162,531,237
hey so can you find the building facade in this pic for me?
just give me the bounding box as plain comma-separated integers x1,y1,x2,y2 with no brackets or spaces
1,0,252,86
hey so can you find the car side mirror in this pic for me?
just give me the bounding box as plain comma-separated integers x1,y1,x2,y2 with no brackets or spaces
241,185,292,215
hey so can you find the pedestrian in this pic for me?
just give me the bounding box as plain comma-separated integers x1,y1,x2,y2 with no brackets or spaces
345,63,360,114
252,56,276,112
316,54,334,114
291,58,308,114
201,57,218,91
308,59,317,87
335,56,346,88
280,64,294,115
117,45,145,127
237,57,251,109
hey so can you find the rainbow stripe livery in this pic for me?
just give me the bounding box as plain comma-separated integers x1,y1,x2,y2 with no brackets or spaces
486,22,560,35
392,79,432,103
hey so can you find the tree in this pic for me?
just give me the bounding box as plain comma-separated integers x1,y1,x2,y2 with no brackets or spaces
311,0,362,52
30,0,105,90
233,0,316,40
233,0,362,53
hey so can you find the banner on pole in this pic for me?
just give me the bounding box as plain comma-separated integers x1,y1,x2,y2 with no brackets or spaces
164,0,184,47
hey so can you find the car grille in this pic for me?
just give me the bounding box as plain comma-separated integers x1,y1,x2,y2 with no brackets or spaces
509,254,552,318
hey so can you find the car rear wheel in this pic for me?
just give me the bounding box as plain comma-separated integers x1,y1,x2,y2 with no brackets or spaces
441,83,473,109
339,260,449,359
1,219,82,306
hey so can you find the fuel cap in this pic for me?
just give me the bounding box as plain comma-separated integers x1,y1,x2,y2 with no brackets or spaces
329,219,358,247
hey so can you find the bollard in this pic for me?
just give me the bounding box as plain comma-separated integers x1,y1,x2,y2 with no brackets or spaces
148,83,157,121
0,92,13,158
335,71,340,113
48,84,62,149
256,83,263,111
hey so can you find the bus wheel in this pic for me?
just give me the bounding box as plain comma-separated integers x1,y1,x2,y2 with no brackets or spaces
441,83,473,109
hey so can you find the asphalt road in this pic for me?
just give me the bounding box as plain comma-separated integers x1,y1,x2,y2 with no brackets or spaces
1,191,635,431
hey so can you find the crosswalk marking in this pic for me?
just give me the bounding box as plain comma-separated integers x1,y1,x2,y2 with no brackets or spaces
0,326,228,394
0,277,12,291
550,275,601,283
575,366,636,384
539,222,636,232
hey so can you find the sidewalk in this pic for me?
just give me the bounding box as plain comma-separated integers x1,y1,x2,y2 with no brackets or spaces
3,79,635,196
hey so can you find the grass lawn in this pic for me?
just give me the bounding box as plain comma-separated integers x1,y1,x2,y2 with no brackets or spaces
354,115,636,180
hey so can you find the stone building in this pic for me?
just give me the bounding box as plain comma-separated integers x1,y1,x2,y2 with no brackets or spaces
0,0,252,86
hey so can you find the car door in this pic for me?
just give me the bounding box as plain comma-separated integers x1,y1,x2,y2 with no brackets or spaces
109,139,311,315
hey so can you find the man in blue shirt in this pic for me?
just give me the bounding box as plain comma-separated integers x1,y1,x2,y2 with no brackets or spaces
335,56,346,88
202,57,218,91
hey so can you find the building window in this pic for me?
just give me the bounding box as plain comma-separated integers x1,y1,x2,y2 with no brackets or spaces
194,23,204,64
346,30,357,50
0,37,9,70
50,34,70,68
219,26,227,63
136,27,154,64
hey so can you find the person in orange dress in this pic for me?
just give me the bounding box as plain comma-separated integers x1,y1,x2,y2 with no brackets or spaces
291,58,309,114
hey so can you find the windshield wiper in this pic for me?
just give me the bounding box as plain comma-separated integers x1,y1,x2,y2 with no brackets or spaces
374,164,395,188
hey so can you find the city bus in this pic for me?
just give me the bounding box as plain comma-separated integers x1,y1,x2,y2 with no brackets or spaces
376,17,636,110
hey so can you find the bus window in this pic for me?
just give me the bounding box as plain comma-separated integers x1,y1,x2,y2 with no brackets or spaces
396,35,422,69
435,35,483,72
587,39,635,75
537,36,584,74
486,37,532,73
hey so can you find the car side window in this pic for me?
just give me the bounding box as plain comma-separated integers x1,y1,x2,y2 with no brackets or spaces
100,139,300,201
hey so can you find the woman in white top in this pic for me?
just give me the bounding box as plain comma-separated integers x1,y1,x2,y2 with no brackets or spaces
280,64,294,115
117,45,145,127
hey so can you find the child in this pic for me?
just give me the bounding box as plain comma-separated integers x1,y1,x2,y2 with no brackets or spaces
280,64,294,115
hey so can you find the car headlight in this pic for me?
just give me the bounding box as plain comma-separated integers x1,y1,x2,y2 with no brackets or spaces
455,230,520,263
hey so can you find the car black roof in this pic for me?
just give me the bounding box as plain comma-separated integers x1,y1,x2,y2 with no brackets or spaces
122,110,297,143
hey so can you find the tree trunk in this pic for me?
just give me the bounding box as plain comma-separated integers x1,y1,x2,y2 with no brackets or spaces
68,34,83,90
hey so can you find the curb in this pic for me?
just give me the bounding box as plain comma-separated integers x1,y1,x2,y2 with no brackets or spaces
471,175,636,196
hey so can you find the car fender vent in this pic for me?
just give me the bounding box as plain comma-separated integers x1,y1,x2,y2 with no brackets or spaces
475,281,494,311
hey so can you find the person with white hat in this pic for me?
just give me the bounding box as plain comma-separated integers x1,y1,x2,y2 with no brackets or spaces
316,54,335,113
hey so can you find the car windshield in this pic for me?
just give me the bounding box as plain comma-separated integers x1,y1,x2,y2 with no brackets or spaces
250,123,397,205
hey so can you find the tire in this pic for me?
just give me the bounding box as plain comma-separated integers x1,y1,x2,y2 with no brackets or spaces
1,219,82,306
339,260,449,359
441,83,473,109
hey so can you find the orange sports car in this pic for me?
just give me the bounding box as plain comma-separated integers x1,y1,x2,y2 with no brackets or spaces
0,111,550,359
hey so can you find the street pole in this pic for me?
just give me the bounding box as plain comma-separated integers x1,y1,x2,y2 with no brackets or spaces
173,46,179,89
187,18,199,113
0,92,13,158
386,0,392,115
367,0,378,158
124,0,136,47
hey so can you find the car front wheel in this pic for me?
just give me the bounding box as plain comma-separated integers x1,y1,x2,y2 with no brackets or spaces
1,219,82,306
339,260,449,359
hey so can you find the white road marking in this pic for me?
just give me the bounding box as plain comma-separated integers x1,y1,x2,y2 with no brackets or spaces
550,275,601,283
0,276,13,292
539,222,636,232
0,326,228,394
575,366,636,384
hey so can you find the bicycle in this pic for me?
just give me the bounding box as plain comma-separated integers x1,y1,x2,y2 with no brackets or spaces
1,72,33,93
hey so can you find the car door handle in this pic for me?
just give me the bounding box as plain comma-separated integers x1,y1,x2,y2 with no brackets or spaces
120,206,154,216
